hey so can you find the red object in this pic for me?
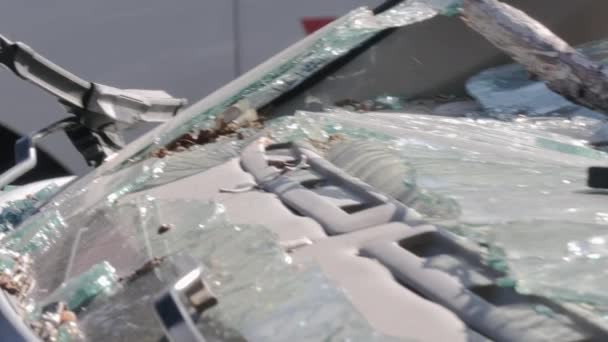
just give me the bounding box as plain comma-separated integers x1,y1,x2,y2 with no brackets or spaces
301,17,336,35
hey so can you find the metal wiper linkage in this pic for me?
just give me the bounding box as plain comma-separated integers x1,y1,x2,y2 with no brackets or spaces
0,34,187,186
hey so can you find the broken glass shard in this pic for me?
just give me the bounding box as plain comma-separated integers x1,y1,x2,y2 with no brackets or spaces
132,142,241,192
466,39,608,143
326,140,461,219
268,109,608,316
0,183,61,233
0,249,18,274
62,198,389,341
534,137,607,160
481,221,608,315
424,0,463,16
1,210,68,254
373,95,406,110
42,261,119,312
466,63,580,115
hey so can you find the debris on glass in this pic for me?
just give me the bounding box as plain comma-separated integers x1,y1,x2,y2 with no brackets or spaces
0,249,32,298
119,257,166,284
157,224,173,235
29,301,84,342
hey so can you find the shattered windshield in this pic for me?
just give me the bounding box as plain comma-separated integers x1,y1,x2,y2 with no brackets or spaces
3,0,608,341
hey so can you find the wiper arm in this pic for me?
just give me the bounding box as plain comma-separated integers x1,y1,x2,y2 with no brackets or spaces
0,34,187,177
0,34,187,131
0,34,91,109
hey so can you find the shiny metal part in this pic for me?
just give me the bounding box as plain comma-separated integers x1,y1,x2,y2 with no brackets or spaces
0,118,78,189
154,267,218,342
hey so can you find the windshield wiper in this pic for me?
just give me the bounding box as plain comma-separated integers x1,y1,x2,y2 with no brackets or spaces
0,34,187,183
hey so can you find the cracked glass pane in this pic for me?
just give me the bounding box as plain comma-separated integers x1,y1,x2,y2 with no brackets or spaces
264,109,608,317
132,141,242,192
18,0,453,239
466,39,608,144
482,221,608,315
15,198,388,341
99,0,454,171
